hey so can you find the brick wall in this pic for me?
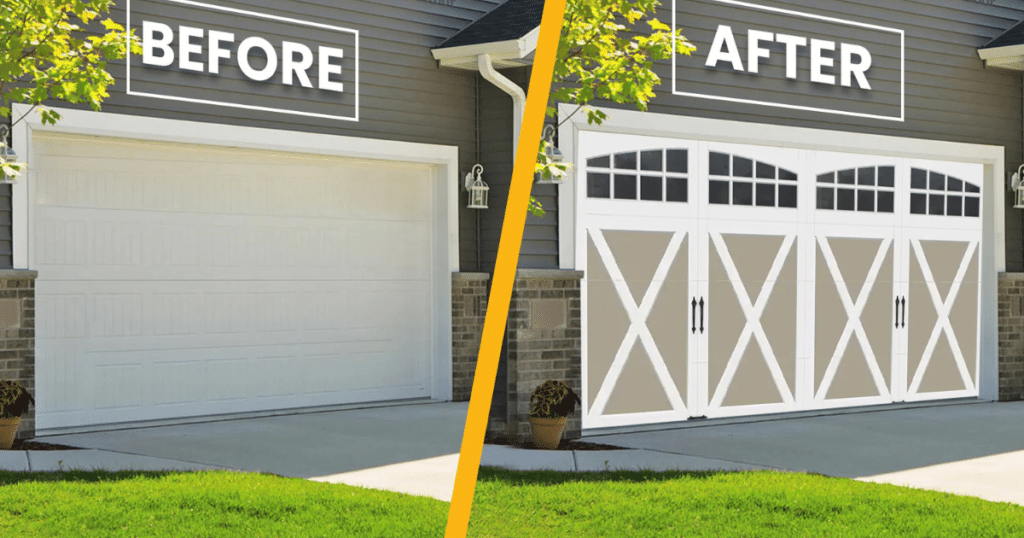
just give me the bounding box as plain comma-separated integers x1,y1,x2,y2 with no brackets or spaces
998,273,1024,401
452,273,489,402
499,269,583,443
0,271,37,439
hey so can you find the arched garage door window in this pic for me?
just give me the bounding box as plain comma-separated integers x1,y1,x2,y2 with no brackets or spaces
909,168,980,217
708,152,797,208
586,149,689,203
816,165,896,213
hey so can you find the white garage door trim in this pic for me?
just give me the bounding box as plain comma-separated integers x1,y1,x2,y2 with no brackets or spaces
558,104,1004,416
11,104,459,429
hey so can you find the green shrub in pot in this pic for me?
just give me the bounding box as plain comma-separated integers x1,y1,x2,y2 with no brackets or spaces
527,380,581,449
529,380,581,419
0,380,34,449
0,380,34,419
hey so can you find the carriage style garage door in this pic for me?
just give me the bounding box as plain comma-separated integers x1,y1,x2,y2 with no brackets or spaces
31,132,443,431
579,131,983,429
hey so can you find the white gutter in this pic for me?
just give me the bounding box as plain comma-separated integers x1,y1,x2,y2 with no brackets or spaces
432,27,539,69
977,44,1024,70
438,40,525,61
478,53,526,155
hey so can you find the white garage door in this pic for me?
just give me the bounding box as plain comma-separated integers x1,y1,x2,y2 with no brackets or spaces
578,131,983,430
31,132,443,431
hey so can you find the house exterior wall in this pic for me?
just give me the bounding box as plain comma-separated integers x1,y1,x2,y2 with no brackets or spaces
539,1,1024,432
477,66,559,273
452,272,490,402
490,270,582,444
0,186,10,269
3,0,508,273
4,0,523,427
0,271,37,439
998,273,1024,401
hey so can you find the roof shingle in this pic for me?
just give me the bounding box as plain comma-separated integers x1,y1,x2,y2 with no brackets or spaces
436,0,545,49
982,19,1024,49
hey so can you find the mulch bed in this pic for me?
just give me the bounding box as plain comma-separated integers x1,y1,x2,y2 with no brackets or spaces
8,439,83,451
487,435,626,451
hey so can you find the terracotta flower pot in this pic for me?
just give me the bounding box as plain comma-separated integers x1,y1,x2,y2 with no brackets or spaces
0,417,20,450
528,416,567,450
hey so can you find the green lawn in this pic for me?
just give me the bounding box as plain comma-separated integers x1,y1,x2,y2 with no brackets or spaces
468,467,1024,537
0,470,447,537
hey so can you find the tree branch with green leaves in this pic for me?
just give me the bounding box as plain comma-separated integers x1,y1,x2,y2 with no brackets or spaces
1,0,141,181
530,0,695,217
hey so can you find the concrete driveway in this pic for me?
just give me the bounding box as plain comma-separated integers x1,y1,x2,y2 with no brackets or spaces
585,400,1024,506
36,400,469,501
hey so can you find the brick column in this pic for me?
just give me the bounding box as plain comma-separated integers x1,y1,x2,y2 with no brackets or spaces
452,273,489,402
0,270,38,439
998,273,1024,401
503,269,583,443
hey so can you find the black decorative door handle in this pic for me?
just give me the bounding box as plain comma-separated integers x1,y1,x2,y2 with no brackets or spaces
699,297,705,334
895,297,900,329
691,298,697,334
901,297,906,328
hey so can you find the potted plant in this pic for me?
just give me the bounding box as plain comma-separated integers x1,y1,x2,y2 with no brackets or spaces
527,380,581,450
0,380,34,450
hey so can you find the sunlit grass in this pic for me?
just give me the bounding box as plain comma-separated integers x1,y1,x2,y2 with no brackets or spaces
0,469,447,537
469,467,1024,537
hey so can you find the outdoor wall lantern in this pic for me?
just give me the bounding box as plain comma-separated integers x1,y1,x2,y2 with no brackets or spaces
535,124,564,185
0,126,18,184
1009,164,1024,209
465,164,489,210
542,124,564,163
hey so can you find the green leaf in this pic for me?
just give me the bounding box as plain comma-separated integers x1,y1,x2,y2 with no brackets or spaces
536,0,696,216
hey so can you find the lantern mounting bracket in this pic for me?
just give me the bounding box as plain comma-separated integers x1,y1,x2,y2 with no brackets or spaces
465,164,489,210
0,125,18,184
1009,164,1024,209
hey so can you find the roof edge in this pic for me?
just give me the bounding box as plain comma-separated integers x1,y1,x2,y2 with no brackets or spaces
978,43,1024,70
430,26,539,70
980,17,1024,50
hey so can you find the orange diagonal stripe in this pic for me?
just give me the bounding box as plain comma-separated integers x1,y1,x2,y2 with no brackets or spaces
443,0,567,536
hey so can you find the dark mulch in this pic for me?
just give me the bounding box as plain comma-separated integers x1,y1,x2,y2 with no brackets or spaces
486,435,626,451
8,439,83,451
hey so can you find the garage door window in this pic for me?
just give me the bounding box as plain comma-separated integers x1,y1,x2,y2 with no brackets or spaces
816,165,896,213
909,168,980,217
708,152,797,208
587,149,689,202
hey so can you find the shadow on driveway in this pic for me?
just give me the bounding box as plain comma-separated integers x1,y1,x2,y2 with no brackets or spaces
586,401,1024,478
37,401,469,479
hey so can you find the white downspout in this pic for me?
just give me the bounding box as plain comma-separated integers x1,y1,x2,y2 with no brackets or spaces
478,54,526,155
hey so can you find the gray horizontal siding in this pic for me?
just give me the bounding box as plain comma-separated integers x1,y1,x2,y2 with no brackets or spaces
26,0,510,272
459,75,483,273
0,185,10,268
478,70,513,273
587,0,1024,269
660,0,1024,139
477,67,558,273
152,0,505,42
99,0,492,135
521,181,559,269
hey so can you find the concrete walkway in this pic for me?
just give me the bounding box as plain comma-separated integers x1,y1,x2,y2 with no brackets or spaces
1,401,468,502
481,401,1024,506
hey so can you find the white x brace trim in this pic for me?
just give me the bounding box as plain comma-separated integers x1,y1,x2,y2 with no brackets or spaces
907,239,978,395
707,232,797,410
814,237,894,402
586,228,689,418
